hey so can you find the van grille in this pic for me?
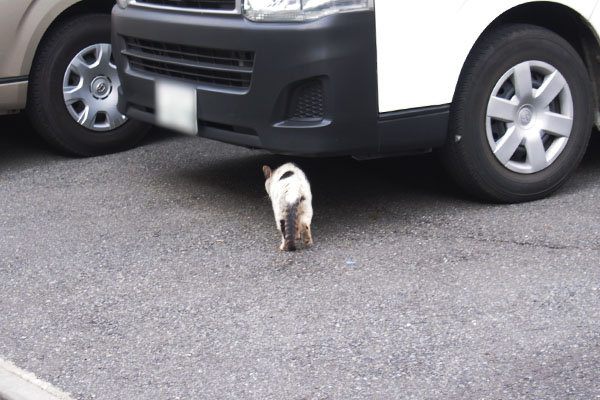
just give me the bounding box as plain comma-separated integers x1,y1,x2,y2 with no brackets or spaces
122,36,254,91
132,0,236,11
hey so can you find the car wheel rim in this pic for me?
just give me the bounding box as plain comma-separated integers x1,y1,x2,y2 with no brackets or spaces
63,43,127,132
486,60,573,174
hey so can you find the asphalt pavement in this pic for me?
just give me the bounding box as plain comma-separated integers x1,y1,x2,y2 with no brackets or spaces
1,114,599,399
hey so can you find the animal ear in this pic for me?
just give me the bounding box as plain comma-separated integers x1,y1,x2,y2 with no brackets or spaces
262,165,272,179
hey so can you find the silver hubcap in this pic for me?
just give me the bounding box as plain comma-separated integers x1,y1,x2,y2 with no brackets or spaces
486,60,573,174
63,43,127,132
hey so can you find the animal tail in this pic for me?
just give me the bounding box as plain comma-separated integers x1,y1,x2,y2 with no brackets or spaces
284,199,300,251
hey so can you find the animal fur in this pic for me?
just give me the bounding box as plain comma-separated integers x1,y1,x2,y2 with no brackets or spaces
263,163,313,251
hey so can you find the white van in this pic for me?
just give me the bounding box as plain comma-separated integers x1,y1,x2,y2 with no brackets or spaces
112,0,600,202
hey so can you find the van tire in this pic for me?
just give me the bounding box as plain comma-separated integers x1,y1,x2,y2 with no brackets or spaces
441,24,592,203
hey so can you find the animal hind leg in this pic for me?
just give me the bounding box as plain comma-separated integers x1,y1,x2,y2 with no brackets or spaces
301,223,313,246
279,220,287,250
295,217,301,240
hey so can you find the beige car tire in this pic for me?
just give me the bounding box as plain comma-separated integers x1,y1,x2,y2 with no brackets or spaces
27,13,149,156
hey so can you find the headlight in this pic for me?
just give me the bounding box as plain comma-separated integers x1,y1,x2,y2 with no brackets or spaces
243,0,372,22
116,0,132,9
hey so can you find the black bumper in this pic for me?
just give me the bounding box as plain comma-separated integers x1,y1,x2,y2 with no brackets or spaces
112,6,448,156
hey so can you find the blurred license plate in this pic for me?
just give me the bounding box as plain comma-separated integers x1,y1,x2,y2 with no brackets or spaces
155,80,198,136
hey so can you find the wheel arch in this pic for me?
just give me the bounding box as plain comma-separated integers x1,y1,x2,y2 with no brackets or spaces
454,2,600,124
18,0,116,78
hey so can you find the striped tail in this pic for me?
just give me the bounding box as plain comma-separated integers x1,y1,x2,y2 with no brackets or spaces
284,199,300,251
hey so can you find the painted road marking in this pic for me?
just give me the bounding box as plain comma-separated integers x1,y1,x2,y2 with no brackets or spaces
0,358,73,400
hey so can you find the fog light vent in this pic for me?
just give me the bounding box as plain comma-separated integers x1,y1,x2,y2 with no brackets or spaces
290,80,324,121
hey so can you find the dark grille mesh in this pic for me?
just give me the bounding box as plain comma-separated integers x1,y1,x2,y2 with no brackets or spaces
122,36,254,90
291,80,324,120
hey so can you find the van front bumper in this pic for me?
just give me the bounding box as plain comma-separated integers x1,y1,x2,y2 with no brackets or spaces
112,6,449,156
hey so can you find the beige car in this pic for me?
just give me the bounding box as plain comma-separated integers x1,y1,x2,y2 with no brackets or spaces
0,0,147,156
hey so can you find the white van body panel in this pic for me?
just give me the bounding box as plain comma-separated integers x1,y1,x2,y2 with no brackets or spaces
375,0,599,113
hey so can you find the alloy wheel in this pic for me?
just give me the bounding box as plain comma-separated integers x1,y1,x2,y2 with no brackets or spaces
485,60,573,174
62,43,127,131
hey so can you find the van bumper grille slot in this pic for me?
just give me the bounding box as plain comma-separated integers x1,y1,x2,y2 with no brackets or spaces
132,0,237,12
122,36,254,91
